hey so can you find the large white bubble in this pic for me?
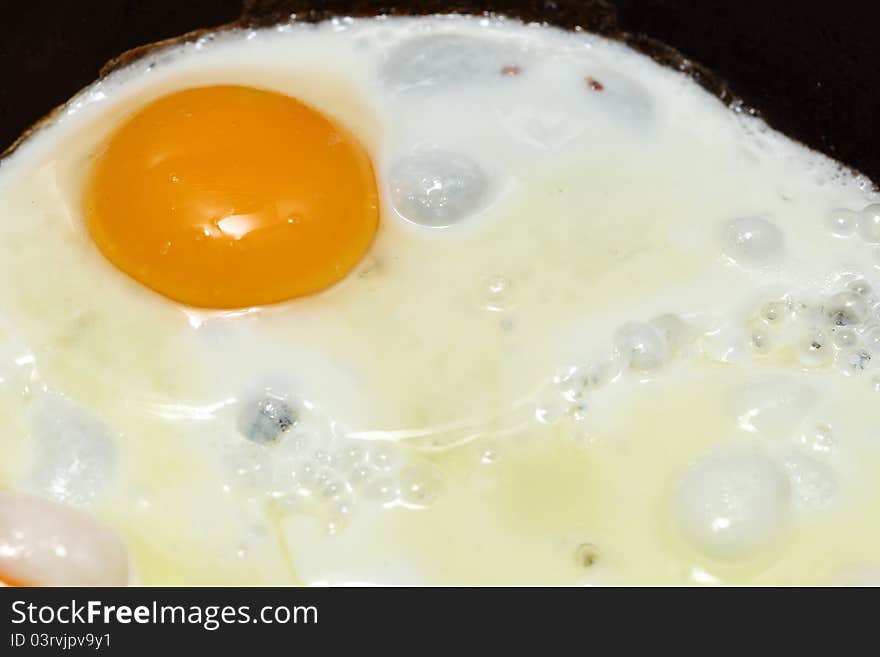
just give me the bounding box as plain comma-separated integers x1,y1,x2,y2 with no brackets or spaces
388,148,491,227
675,447,790,559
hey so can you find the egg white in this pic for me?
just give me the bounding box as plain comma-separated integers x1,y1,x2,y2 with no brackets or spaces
0,14,878,585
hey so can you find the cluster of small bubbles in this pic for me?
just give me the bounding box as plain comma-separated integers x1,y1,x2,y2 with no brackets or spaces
740,281,880,381
544,364,604,427
827,204,880,244
560,360,620,399
543,315,693,430
222,395,448,532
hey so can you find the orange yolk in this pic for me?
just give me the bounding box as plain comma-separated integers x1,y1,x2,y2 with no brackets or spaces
85,85,379,308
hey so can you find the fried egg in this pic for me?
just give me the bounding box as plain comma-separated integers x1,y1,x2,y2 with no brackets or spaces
0,14,879,585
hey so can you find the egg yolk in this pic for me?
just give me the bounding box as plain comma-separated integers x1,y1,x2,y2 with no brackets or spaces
85,85,379,308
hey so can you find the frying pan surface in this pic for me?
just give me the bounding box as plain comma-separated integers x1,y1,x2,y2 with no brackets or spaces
0,0,878,179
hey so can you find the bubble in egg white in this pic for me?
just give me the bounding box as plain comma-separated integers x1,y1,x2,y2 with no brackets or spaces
650,313,691,355
368,442,400,472
750,330,772,354
825,208,859,237
858,204,880,243
362,476,400,505
334,441,370,470
237,395,296,445
825,291,867,327
613,321,667,373
759,300,790,325
388,149,491,227
675,447,790,559
722,216,784,266
863,326,880,350
847,279,874,299
399,464,443,508
26,394,118,505
315,469,348,501
830,327,858,349
381,33,516,93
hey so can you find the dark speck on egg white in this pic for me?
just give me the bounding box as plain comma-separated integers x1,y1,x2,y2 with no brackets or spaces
585,76,604,91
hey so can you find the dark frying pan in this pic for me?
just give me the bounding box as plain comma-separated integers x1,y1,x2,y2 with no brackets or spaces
1,0,879,180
